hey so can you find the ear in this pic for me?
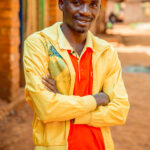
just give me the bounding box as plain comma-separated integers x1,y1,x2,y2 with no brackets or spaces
58,0,64,11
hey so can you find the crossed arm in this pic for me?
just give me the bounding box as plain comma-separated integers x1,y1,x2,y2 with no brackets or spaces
23,35,130,127
42,74,109,107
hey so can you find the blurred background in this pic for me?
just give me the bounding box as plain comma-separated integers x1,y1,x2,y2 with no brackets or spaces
0,0,150,150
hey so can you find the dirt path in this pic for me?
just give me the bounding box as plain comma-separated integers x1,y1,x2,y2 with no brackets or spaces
0,23,150,150
0,103,33,150
106,23,150,150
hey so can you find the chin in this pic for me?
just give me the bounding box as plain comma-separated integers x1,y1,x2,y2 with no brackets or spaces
74,23,92,34
67,22,90,34
75,28,87,33
72,25,89,33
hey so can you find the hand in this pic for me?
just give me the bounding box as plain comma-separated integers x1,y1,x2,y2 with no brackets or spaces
93,92,110,107
42,74,59,93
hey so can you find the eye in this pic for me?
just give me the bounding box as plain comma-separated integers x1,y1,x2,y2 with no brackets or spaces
90,2,98,8
72,0,80,6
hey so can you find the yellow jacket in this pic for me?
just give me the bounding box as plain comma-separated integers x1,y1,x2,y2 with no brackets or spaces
23,22,130,150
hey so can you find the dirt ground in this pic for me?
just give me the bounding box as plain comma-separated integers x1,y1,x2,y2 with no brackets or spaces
0,23,150,150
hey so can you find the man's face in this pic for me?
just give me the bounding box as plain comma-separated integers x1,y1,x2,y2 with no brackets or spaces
59,0,101,33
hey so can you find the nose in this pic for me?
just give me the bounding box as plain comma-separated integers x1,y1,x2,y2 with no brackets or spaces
79,4,90,16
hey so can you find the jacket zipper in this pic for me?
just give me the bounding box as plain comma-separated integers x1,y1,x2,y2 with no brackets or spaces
78,52,84,82
78,61,80,82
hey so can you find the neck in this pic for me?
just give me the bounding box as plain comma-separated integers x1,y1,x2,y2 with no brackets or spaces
61,23,87,50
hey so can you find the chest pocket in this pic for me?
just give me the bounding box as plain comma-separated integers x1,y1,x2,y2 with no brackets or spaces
47,45,71,95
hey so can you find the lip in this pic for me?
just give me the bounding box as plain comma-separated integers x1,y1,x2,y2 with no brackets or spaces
74,18,91,26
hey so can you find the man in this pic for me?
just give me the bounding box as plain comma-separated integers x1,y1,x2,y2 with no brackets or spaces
23,0,130,150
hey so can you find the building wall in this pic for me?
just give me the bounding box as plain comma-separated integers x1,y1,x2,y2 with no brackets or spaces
91,0,107,34
124,0,143,22
23,0,41,39
45,0,62,27
124,0,150,22
107,0,150,23
0,0,20,101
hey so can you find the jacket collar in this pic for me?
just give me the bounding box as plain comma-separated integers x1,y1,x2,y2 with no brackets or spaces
41,22,110,53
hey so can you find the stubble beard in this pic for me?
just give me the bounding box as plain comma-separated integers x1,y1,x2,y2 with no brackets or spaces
68,21,91,34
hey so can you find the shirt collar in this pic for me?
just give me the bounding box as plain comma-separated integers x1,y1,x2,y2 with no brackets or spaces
58,23,95,52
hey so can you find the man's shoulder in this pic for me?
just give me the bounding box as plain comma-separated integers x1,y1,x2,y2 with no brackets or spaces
90,32,114,53
25,31,42,43
25,22,60,43
92,33,109,47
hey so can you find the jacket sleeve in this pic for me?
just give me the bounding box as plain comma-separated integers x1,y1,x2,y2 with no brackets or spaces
23,35,97,123
74,47,130,127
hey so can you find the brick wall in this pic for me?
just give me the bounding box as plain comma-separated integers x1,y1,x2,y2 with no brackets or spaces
0,0,20,101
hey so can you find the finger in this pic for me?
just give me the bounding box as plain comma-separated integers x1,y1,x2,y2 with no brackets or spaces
46,74,57,86
46,74,55,85
47,73,53,79
42,79,53,89
42,80,57,93
43,81,55,93
44,85,52,92
43,76,56,86
45,77,56,86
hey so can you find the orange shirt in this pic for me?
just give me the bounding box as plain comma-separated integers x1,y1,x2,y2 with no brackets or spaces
67,47,105,150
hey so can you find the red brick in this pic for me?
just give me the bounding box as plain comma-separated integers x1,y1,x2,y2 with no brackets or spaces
0,10,18,19
0,0,19,10
0,0,20,101
0,45,19,53
0,18,20,27
0,27,19,37
0,36,20,45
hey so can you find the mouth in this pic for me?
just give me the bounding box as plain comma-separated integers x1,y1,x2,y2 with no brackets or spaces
74,16,92,26
74,18,91,26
